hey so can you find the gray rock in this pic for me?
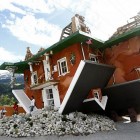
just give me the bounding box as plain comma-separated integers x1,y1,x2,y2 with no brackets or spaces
69,113,75,120
0,109,116,137
0,129,4,136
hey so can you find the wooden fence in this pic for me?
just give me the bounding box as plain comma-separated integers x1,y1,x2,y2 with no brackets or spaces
0,105,25,116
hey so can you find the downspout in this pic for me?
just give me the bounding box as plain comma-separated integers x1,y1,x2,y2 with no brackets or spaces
112,74,116,85
81,42,85,60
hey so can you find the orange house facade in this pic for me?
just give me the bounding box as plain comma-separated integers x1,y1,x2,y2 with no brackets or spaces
101,13,140,120
0,30,106,114
104,36,140,85
24,33,104,109
102,13,140,86
1,13,140,117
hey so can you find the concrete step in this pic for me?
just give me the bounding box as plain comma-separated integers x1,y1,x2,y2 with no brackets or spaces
12,89,37,113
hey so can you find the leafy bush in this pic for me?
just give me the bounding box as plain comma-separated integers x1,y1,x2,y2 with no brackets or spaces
0,95,16,106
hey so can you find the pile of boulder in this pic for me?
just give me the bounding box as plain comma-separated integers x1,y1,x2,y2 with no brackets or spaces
0,108,116,137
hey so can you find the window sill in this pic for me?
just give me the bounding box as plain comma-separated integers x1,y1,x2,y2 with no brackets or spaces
46,99,54,101
58,71,70,77
31,83,38,87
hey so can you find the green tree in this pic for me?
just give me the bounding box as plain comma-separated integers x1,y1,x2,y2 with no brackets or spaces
0,94,16,106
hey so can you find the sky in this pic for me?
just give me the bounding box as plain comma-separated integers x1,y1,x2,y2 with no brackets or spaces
0,0,140,68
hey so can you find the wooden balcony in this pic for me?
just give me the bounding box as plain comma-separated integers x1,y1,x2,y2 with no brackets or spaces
30,80,59,90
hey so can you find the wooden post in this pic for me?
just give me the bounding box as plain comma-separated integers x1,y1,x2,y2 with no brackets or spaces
128,107,137,122
111,111,121,122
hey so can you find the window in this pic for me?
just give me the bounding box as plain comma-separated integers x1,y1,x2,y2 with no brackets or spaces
57,57,68,76
47,89,53,99
94,92,99,99
31,71,38,85
89,53,98,62
43,59,51,81
135,68,140,78
53,65,57,72
46,89,54,106
42,85,60,108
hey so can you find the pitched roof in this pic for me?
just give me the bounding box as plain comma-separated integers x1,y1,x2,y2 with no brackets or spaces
102,26,140,49
0,31,104,73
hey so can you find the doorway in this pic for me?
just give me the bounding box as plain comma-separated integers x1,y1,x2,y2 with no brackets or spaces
42,85,60,109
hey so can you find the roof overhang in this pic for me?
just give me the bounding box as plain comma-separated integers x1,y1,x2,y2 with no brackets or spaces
59,60,115,114
82,96,108,113
102,79,140,111
0,62,15,70
102,27,140,49
0,62,29,74
0,31,104,73
28,31,104,61
30,80,59,90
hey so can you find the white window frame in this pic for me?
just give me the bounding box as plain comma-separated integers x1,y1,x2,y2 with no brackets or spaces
57,57,69,76
46,88,54,106
89,53,98,62
42,85,60,108
93,91,100,100
135,68,140,78
31,71,38,85
43,60,51,81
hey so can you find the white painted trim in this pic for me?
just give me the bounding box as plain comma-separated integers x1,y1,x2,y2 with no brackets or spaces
57,57,69,76
83,96,108,110
89,53,97,62
42,85,60,108
44,86,54,107
31,73,34,85
31,71,38,85
135,68,140,71
12,90,30,113
28,62,33,72
94,91,100,100
89,53,96,56
42,89,47,107
79,30,104,43
59,60,85,114
43,57,51,81
53,85,60,108
12,89,37,113
113,74,116,85
81,42,85,60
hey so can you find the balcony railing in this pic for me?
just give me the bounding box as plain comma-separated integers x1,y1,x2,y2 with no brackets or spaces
30,79,59,90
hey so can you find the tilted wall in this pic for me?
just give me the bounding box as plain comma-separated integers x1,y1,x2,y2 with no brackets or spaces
104,36,140,85
23,43,99,108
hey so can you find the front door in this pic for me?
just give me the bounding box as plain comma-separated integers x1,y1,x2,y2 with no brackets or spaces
42,85,60,109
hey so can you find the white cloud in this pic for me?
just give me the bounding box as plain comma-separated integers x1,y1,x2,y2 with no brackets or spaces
1,0,140,44
67,0,140,40
47,0,73,10
0,0,61,15
0,47,24,63
10,13,16,19
2,15,62,46
0,0,26,15
11,0,55,14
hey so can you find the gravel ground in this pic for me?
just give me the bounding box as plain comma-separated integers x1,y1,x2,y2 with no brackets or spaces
0,111,115,137
0,122,140,140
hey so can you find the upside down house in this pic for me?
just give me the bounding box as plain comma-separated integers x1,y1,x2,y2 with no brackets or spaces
0,14,114,114
102,12,140,119
1,13,140,118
